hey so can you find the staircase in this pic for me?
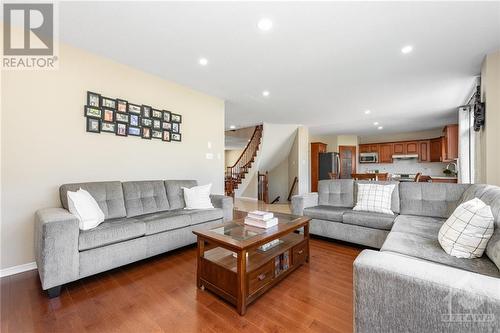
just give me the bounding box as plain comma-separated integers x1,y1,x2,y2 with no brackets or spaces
225,125,263,197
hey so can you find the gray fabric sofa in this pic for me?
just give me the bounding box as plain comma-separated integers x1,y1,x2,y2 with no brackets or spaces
292,180,500,332
35,180,233,297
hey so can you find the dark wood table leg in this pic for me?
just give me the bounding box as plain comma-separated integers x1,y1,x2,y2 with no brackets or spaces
236,249,247,315
197,237,205,288
304,223,310,263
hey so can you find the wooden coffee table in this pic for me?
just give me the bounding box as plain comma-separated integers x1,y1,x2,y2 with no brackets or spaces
192,213,310,315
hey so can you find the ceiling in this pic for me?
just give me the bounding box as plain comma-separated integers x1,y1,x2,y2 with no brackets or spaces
58,2,500,135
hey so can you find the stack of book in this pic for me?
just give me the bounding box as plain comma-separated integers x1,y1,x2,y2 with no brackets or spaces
244,210,278,229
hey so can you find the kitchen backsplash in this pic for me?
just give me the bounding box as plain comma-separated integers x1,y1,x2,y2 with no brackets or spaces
358,159,450,176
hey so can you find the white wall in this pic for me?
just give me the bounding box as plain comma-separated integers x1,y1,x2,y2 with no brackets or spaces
1,43,225,269
480,51,500,186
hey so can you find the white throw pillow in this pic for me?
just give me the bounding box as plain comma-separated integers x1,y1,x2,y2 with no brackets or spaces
438,198,494,259
182,183,214,209
353,183,395,215
67,188,105,230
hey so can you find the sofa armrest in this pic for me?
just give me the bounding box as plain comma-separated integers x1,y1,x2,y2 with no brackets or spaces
34,208,80,290
354,250,500,333
291,193,318,216
210,194,233,222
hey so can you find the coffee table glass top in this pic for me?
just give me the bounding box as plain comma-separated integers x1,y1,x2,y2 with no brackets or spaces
208,213,302,241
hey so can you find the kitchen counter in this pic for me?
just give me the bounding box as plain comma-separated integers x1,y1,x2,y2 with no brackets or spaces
429,176,458,180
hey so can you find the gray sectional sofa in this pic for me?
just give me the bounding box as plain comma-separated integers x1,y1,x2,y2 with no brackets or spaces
292,180,500,332
35,180,232,298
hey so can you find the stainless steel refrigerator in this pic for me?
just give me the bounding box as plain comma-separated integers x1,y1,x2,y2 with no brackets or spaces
319,152,340,180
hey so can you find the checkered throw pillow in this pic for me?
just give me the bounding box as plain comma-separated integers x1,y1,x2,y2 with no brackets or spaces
438,198,494,259
353,183,395,215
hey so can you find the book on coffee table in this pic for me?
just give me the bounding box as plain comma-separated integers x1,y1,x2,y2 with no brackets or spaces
244,216,278,229
247,210,274,220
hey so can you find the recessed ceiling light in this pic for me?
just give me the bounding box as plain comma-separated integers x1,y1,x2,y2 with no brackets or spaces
373,122,379,126
229,125,236,129
257,18,273,31
199,58,208,66
364,110,371,115
377,126,384,130
262,90,270,97
401,45,413,54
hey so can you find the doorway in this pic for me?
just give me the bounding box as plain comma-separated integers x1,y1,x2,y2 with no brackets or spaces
339,145,356,179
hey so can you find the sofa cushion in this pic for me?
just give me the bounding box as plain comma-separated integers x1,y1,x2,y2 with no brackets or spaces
381,231,500,278
355,181,400,214
459,184,500,270
183,208,224,225
60,181,126,219
391,214,445,239
342,211,396,231
135,211,190,235
78,217,145,251
164,180,198,210
318,180,354,207
399,182,470,218
122,181,170,217
303,205,351,222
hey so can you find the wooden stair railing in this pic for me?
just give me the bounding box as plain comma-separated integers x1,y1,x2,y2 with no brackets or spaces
225,125,263,197
257,171,269,204
287,176,298,201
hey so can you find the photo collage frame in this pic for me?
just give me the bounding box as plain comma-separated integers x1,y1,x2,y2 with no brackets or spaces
84,91,182,142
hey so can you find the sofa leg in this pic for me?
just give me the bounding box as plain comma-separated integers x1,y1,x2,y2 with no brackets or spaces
47,285,62,298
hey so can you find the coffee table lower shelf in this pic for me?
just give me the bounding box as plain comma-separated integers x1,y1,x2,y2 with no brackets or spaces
197,232,309,315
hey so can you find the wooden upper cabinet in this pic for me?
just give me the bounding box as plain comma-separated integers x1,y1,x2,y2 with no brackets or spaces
369,144,379,154
393,142,405,154
310,142,327,192
430,138,443,162
379,144,393,163
442,124,458,161
406,141,419,154
419,140,430,162
359,144,370,153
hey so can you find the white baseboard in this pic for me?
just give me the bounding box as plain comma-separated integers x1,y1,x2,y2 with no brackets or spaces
237,196,258,201
0,262,37,278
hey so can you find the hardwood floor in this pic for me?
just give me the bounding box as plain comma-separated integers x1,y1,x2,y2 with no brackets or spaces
1,238,362,333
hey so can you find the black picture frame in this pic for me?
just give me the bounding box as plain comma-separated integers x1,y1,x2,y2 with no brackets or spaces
142,105,151,118
128,126,141,136
101,121,116,133
116,99,128,113
162,121,172,131
152,129,163,139
86,117,101,133
102,107,115,122
142,127,152,139
115,112,129,123
162,130,171,142
152,109,163,119
116,123,128,137
129,114,140,127
87,91,101,107
101,96,116,109
128,103,141,114
153,119,161,129
171,122,180,133
162,110,171,122
171,113,182,123
84,105,102,119
141,118,152,127
171,133,182,142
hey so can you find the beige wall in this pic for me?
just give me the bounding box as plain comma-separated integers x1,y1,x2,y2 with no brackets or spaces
1,43,225,269
288,131,299,198
309,134,337,152
224,149,243,168
480,51,500,186
358,128,444,144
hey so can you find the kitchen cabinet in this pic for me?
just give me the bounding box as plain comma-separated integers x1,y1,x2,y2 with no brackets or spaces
430,137,443,162
310,142,327,192
379,144,393,163
359,144,370,153
393,142,405,154
442,124,458,161
419,140,430,162
369,144,379,154
406,141,419,154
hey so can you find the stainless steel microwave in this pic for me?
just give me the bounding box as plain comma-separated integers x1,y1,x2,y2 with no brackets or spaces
359,152,378,163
